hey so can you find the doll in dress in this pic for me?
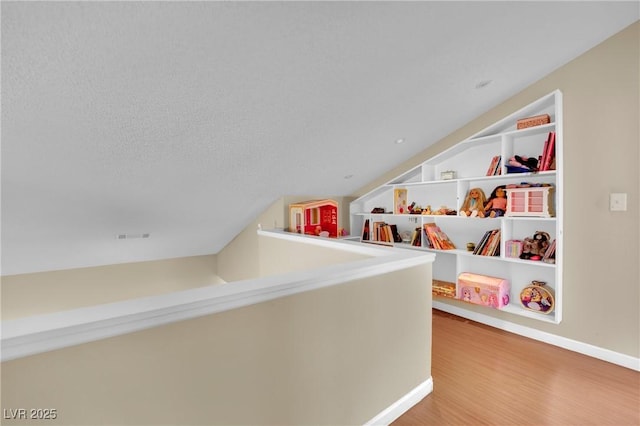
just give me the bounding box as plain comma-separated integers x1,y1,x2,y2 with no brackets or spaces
484,185,508,218
459,188,487,217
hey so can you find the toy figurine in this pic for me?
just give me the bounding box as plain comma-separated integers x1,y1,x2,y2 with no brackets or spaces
520,231,550,260
459,188,487,217
484,185,508,218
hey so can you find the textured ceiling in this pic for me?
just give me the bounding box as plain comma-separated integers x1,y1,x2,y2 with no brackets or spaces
2,1,638,275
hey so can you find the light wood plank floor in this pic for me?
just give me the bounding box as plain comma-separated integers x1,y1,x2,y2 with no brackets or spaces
393,309,640,426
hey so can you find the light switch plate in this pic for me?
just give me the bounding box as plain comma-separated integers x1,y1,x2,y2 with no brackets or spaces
610,193,627,211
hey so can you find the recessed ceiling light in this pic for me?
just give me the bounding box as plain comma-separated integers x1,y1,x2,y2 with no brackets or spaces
475,80,493,89
395,138,405,144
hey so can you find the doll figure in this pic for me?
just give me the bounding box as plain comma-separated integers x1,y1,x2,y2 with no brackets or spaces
459,188,487,217
462,287,472,302
484,185,507,218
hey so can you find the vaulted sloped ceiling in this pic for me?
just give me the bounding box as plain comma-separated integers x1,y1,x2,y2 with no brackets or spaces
2,1,638,275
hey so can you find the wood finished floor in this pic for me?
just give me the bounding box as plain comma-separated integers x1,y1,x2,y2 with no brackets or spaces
393,309,640,426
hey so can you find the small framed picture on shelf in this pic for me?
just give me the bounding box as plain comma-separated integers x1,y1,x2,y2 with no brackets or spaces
394,189,408,214
440,170,456,180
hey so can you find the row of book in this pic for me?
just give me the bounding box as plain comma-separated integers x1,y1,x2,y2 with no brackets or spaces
361,219,401,244
363,219,555,262
423,223,456,250
362,220,457,250
473,229,501,256
408,224,457,249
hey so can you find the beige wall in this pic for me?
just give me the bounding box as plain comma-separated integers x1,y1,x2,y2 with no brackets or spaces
1,262,432,426
258,234,370,277
215,198,286,282
0,255,222,320
216,195,355,282
356,22,640,358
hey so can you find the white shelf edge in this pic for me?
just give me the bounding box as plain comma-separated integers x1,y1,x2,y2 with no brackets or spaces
461,122,555,145
390,170,556,187
434,297,558,324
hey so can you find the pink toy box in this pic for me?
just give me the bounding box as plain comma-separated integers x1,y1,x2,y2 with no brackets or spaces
456,272,510,309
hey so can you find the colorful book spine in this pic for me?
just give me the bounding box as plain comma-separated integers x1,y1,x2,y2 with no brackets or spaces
486,155,502,176
541,131,556,171
480,230,498,256
362,219,370,241
473,230,492,255
539,133,550,171
506,240,523,258
423,223,456,250
543,238,557,263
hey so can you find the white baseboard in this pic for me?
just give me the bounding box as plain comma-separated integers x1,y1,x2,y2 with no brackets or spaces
433,301,640,372
365,377,433,426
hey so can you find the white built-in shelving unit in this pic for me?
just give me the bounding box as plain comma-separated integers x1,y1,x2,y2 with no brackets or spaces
349,90,563,324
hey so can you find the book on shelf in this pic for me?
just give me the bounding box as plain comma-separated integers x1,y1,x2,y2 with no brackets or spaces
410,227,422,246
480,230,498,256
474,229,500,256
361,219,370,241
486,155,502,176
542,238,556,263
372,221,381,241
490,231,501,256
543,131,556,171
423,223,456,250
372,221,389,243
539,131,556,171
362,220,394,246
390,224,402,243
539,133,550,171
473,230,492,255
505,239,523,258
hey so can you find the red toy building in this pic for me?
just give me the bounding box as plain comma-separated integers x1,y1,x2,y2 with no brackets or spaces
289,199,339,238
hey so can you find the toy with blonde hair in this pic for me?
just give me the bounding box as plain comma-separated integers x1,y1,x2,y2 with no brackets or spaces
459,187,487,217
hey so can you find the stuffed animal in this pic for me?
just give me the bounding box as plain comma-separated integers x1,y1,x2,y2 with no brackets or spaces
520,231,550,260
508,155,539,171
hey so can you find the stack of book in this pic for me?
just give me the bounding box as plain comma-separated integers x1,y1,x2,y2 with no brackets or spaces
423,223,456,250
473,229,501,256
539,131,556,171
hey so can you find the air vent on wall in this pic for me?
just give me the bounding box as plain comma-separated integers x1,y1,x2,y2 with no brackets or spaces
116,233,151,240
